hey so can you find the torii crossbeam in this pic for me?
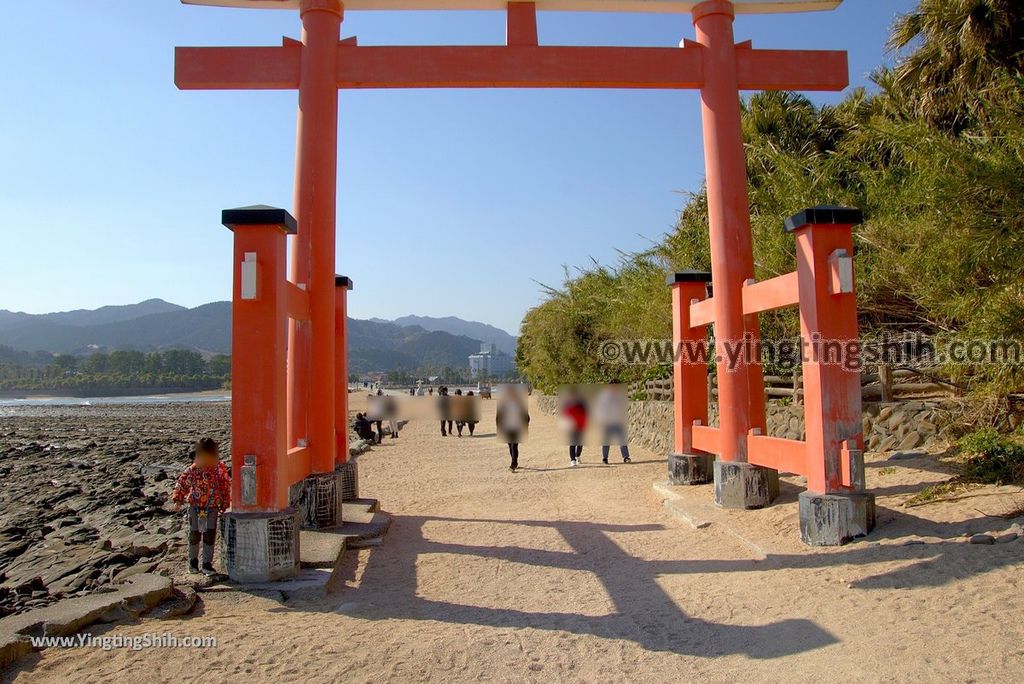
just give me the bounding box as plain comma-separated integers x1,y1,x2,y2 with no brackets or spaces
176,38,848,91
175,0,856,581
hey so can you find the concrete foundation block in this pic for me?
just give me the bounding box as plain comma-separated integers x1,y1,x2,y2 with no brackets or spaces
337,459,359,501
220,509,300,584
799,491,876,546
291,471,345,529
668,452,714,485
713,460,779,510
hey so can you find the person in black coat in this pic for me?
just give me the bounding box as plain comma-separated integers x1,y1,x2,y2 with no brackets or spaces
437,386,453,436
497,387,530,472
354,412,376,443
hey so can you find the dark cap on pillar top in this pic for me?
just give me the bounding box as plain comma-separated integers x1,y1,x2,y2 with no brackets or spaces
222,205,298,234
784,206,863,233
335,275,354,290
666,270,713,286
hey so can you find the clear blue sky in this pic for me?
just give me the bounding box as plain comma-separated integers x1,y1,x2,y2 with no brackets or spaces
0,0,915,334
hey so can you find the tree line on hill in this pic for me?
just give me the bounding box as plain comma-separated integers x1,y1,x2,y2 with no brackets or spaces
517,0,1024,395
0,345,513,394
0,348,231,394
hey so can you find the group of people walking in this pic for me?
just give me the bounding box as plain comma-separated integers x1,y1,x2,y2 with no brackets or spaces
353,383,630,476
560,384,631,467
436,386,481,437
437,383,531,473
496,383,631,472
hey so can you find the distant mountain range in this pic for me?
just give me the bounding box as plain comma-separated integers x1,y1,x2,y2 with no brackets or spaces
0,301,229,356
385,315,517,355
346,318,484,373
0,299,185,329
0,300,514,374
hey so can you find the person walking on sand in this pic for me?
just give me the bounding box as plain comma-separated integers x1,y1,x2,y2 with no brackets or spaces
497,386,530,472
595,382,631,464
453,389,467,437
438,386,453,436
561,387,588,467
367,393,384,444
466,390,480,436
171,437,230,575
384,395,400,439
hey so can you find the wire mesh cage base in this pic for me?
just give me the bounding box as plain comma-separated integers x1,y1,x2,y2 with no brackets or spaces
290,471,345,529
220,508,300,583
337,459,359,501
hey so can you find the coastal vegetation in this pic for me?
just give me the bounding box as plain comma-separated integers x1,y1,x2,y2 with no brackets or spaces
0,348,230,394
908,425,1024,504
0,346,509,395
517,0,1024,396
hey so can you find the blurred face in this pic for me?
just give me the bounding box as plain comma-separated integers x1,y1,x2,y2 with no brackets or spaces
195,449,218,469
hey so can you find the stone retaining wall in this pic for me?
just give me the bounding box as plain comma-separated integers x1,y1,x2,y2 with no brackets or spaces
535,395,976,455
763,400,963,453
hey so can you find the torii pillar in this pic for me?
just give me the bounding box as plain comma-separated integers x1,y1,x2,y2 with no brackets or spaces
288,0,342,478
694,0,776,509
335,275,359,501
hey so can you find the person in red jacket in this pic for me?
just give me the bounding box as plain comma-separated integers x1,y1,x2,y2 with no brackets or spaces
561,388,589,467
171,437,230,574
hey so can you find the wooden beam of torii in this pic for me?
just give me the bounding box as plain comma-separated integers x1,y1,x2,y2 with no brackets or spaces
176,14,848,91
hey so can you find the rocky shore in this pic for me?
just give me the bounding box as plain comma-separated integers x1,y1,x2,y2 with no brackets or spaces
0,402,232,617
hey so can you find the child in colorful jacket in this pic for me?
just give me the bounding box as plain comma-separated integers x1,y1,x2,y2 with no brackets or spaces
171,438,231,574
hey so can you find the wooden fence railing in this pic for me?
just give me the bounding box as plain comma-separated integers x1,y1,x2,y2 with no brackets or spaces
630,363,960,403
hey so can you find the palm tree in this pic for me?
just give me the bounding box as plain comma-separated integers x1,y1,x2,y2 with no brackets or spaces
888,0,1024,131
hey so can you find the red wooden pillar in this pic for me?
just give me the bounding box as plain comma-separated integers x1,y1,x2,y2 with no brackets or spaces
789,206,875,545
667,272,714,484
224,206,297,512
289,0,342,473
692,0,768,469
335,275,353,465
790,207,864,494
692,0,777,510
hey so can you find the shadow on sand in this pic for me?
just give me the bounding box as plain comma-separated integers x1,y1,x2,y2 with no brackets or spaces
324,515,840,659
316,500,1021,660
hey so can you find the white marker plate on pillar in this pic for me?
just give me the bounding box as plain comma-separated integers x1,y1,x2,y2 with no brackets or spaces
241,252,258,300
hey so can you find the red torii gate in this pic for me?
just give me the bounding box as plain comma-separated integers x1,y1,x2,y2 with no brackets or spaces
176,0,868,581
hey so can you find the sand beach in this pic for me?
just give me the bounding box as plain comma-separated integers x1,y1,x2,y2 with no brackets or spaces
1,395,1022,682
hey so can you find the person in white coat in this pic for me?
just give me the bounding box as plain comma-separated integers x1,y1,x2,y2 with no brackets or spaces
594,382,631,464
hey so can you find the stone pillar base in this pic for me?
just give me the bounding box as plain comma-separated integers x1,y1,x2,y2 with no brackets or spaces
713,460,779,510
668,452,714,485
798,491,876,546
220,509,300,583
290,471,344,529
337,459,359,501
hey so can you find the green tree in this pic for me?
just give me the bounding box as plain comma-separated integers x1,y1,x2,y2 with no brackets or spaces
207,354,231,377
888,0,1024,131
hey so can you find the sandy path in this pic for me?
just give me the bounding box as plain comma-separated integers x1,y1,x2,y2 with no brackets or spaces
7,396,1024,683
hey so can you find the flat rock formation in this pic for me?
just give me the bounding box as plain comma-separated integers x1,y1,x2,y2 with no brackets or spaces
0,403,231,616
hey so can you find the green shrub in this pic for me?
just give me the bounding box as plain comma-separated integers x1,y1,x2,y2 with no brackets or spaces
957,428,1024,485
